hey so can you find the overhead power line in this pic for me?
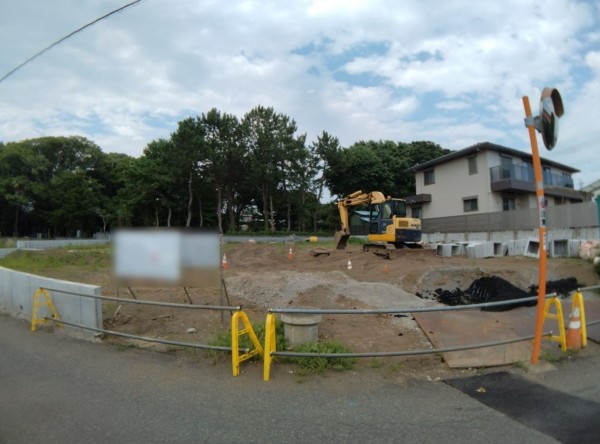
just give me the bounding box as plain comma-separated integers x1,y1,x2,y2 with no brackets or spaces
0,0,144,84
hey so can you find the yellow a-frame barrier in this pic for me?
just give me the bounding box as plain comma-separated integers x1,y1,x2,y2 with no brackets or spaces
541,297,566,352
571,290,587,348
263,312,277,381
231,311,263,376
31,288,63,332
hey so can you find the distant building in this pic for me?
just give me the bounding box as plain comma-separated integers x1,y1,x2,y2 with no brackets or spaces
582,179,600,200
407,142,585,229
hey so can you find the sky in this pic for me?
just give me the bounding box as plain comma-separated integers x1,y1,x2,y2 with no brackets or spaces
1,0,599,192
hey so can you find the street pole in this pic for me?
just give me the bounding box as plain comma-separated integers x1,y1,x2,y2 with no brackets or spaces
523,95,547,364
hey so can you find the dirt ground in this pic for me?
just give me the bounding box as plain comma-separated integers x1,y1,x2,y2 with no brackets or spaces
58,241,596,381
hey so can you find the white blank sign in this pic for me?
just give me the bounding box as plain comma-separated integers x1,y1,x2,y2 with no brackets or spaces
113,230,181,281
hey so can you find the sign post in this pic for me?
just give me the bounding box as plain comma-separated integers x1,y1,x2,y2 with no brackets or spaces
522,88,564,364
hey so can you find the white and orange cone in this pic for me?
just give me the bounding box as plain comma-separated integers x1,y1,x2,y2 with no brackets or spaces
566,306,582,350
288,246,294,260
347,260,352,270
221,253,230,270
383,263,389,273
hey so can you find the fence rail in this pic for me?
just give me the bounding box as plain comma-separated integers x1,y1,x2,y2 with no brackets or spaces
40,287,240,311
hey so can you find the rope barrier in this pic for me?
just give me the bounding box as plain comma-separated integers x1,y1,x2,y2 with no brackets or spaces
39,287,240,311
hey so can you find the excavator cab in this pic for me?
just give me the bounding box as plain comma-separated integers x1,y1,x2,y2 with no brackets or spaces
369,200,407,238
335,190,421,251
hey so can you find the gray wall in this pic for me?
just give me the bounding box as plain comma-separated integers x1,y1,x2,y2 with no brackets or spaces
0,267,102,336
16,239,109,249
422,201,599,234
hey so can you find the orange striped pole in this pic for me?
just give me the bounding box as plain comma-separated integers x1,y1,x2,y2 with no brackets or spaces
523,95,548,364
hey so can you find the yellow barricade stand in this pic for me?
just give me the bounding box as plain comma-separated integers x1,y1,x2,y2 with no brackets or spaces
541,297,566,352
31,288,63,332
263,312,277,381
231,310,263,377
571,291,587,348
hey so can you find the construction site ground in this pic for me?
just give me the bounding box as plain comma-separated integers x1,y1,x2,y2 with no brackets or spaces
29,242,600,381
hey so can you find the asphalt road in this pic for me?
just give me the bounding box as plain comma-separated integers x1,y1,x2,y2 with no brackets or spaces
1,313,599,444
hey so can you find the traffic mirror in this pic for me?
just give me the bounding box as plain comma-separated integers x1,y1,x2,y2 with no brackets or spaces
538,87,564,150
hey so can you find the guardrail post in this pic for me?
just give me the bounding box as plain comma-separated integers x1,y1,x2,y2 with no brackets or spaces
263,312,277,382
231,310,263,377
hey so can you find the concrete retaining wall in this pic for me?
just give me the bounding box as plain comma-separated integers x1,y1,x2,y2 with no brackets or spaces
422,228,599,244
0,248,17,259
16,239,109,249
0,266,102,336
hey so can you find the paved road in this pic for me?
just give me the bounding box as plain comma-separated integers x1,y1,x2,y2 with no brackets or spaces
1,313,599,443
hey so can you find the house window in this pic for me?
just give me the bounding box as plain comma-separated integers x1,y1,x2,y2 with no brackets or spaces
543,166,552,185
468,155,478,175
500,155,513,179
503,197,516,211
424,169,435,185
463,197,478,212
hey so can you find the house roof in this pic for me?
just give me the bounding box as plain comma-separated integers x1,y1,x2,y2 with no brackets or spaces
410,141,580,173
582,179,600,193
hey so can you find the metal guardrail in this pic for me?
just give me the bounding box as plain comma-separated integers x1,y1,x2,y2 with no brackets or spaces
44,317,244,352
40,287,240,311
263,288,599,380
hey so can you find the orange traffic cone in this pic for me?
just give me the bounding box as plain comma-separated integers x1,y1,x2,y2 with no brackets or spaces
347,260,352,270
288,246,294,260
222,254,230,270
383,263,389,273
566,306,582,349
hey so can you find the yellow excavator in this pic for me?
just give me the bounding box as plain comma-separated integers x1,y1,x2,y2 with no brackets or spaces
334,190,422,257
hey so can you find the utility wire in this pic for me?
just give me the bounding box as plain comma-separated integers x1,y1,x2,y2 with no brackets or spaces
0,0,144,84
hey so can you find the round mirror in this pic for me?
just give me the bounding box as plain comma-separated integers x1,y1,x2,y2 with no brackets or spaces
538,88,564,150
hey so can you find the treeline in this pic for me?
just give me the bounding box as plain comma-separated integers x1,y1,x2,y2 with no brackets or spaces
0,105,450,238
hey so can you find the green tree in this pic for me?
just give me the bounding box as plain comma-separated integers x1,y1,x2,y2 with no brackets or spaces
310,131,341,232
243,106,302,231
170,118,207,227
201,109,247,233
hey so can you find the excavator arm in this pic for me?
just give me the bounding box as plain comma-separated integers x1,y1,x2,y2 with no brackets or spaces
335,190,386,249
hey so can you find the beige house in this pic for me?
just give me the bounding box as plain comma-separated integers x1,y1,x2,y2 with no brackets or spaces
408,142,583,221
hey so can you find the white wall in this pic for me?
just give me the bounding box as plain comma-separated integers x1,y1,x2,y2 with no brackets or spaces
0,267,102,337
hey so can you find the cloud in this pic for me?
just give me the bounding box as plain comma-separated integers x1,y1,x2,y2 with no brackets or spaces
0,0,598,187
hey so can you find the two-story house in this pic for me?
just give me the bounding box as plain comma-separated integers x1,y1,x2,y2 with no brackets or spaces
407,142,584,231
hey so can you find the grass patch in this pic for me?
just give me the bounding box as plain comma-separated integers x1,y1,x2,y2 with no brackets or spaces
283,340,356,374
0,248,111,273
540,348,579,363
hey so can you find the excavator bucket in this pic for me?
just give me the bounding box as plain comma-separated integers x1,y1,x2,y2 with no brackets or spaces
334,231,350,250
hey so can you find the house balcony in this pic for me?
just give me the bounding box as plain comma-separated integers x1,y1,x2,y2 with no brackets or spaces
489,165,582,201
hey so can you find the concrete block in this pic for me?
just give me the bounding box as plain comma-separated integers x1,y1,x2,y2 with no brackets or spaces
508,239,529,256
524,239,540,258
436,244,455,257
550,239,569,257
493,242,508,257
466,242,494,259
454,242,469,256
569,239,582,257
